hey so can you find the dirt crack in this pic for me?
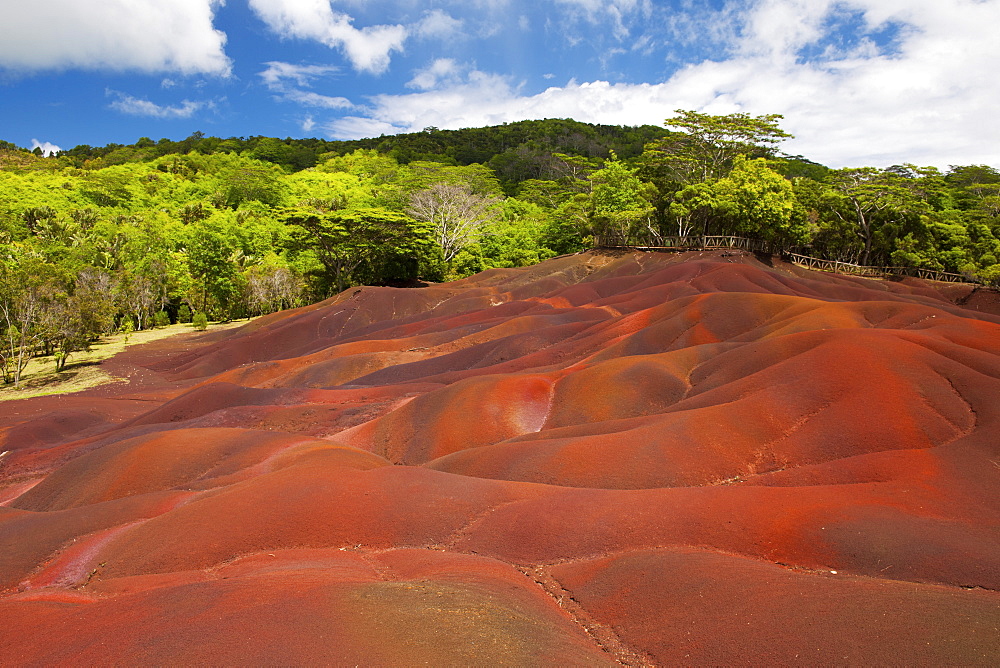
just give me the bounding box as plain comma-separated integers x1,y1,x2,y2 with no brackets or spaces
915,373,977,445
437,499,523,550
518,564,653,667
944,373,978,432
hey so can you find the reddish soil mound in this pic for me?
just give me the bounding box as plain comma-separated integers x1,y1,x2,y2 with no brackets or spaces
1,250,998,665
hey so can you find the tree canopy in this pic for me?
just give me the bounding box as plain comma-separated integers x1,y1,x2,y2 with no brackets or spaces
2,115,999,385
644,109,794,184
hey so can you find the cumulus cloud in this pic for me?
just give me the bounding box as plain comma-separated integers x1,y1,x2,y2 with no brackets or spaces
0,0,229,75
720,0,1000,166
106,90,216,119
258,61,353,109
30,139,61,157
415,9,464,40
327,69,524,139
406,59,464,91
248,0,406,74
328,0,1000,168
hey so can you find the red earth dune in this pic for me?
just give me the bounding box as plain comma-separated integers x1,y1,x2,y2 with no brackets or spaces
1,249,999,665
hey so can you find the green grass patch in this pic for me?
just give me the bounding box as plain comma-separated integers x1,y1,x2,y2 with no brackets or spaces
1,319,249,402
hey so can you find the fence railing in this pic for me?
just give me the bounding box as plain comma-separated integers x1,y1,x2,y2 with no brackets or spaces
594,234,779,255
593,234,979,285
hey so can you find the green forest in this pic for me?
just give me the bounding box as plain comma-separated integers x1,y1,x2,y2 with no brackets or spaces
2,113,999,386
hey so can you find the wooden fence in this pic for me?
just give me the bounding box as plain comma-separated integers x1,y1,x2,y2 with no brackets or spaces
593,234,979,285
594,234,778,255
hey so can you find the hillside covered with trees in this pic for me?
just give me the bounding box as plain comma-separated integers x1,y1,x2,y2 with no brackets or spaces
2,114,999,386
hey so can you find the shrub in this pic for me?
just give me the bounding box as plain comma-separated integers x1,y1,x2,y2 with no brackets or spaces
177,304,192,323
154,311,171,327
192,312,208,331
120,318,135,343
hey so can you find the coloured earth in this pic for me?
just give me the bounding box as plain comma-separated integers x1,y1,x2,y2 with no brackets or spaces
1,249,999,665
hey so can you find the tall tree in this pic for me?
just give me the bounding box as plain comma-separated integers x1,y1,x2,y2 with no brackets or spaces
710,156,804,243
824,167,928,265
285,206,430,294
0,253,61,386
186,220,240,318
46,268,117,371
644,109,793,185
246,262,304,315
407,183,500,262
587,156,656,242
664,158,801,243
946,165,1000,219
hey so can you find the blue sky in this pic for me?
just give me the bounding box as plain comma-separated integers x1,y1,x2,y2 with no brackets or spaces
1,0,998,168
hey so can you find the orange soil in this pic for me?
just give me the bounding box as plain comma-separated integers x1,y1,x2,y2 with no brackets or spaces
1,249,998,665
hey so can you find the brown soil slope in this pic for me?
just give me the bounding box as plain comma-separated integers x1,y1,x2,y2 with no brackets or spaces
1,250,999,665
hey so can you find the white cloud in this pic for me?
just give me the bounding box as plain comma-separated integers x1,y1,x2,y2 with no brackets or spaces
554,0,653,40
326,116,404,139
0,0,229,75
555,0,650,15
283,90,353,109
106,91,214,119
258,61,353,109
407,59,463,91
30,139,61,157
248,0,407,74
327,70,526,138
257,60,340,89
736,0,837,61
723,0,1000,166
415,9,464,40
259,61,340,88
326,0,1000,168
